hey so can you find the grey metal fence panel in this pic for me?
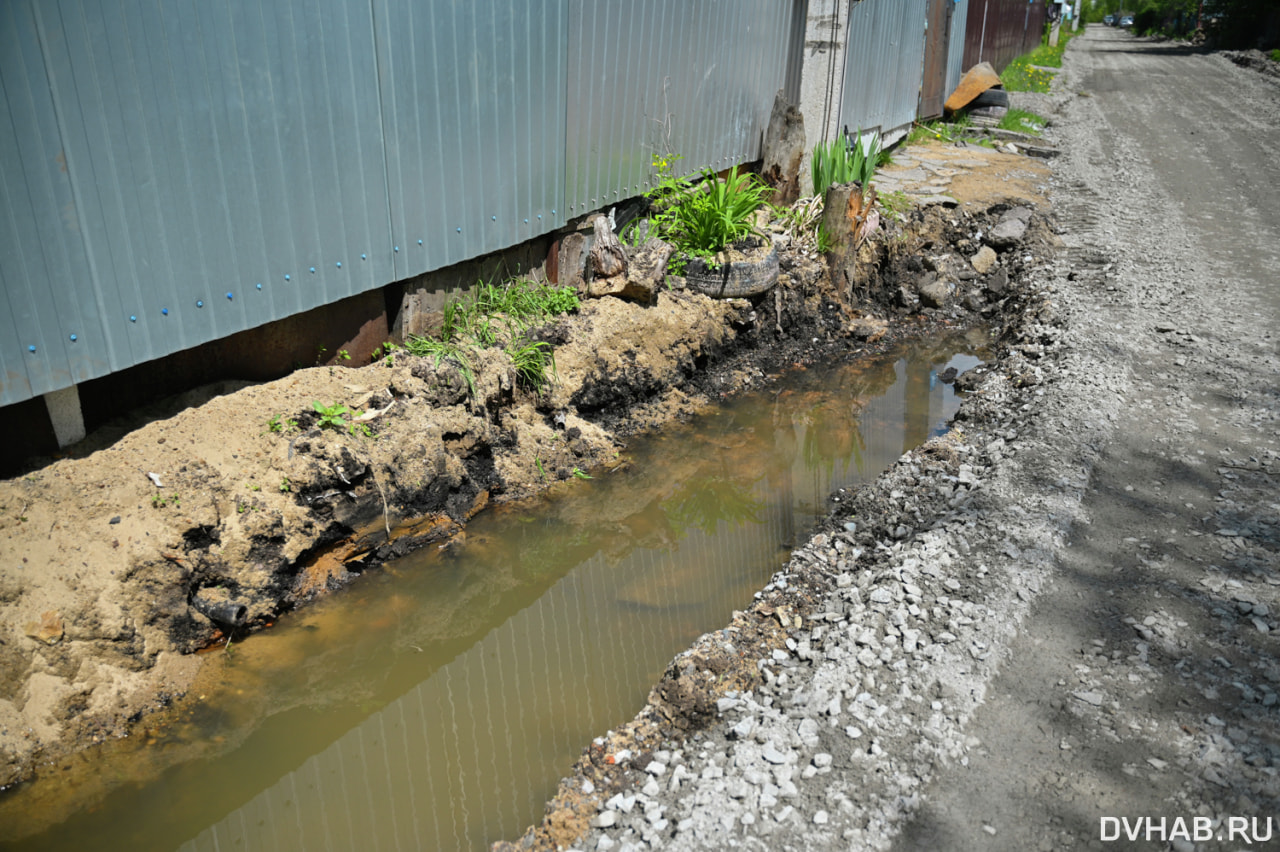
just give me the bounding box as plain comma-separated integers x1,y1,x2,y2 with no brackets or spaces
839,0,929,140
947,0,970,98
0,0,395,409
565,0,795,217
375,0,567,280
1,0,804,410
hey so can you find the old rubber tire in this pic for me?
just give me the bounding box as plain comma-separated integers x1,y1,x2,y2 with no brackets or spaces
684,243,780,298
970,88,1009,109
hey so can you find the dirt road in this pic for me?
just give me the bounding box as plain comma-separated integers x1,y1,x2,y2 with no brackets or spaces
896,27,1280,852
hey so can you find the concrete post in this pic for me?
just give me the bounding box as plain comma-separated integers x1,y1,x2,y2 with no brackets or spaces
44,385,86,448
796,0,851,197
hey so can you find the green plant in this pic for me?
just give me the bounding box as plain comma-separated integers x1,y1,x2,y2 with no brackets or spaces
248,483,261,492
811,130,881,197
998,108,1047,136
814,223,834,254
650,164,770,270
312,401,352,431
535,456,547,481
879,189,912,223
1270,48,1280,63
266,413,296,434
507,340,556,394
571,468,593,480
337,349,351,361
151,494,181,509
279,477,291,493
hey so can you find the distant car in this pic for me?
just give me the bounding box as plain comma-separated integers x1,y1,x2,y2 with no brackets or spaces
1104,14,1116,25
1120,15,1134,27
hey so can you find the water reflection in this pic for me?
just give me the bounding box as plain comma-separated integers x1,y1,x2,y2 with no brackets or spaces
0,333,987,852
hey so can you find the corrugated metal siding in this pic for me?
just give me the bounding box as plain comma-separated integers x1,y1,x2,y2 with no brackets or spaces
374,0,568,279
0,0,806,409
947,0,971,97
838,0,929,140
963,0,1047,73
0,0,394,408
565,0,795,212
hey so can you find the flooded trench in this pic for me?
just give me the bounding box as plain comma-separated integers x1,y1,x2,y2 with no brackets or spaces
0,331,987,852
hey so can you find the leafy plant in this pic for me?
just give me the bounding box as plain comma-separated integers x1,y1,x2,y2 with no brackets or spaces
337,349,351,361
811,130,881,197
571,468,593,480
311,401,371,437
814,223,834,254
266,413,296,434
279,477,291,493
535,456,547,481
648,162,770,271
151,494,181,509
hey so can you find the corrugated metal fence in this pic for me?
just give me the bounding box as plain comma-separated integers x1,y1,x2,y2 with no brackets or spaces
0,0,799,409
963,0,1048,72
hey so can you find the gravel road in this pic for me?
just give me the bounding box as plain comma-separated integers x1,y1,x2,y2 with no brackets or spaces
561,27,1280,852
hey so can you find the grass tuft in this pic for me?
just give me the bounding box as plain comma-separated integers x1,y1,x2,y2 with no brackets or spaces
998,108,1047,135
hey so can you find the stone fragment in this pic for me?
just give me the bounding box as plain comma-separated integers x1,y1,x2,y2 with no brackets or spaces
24,610,63,645
971,246,998,275
918,277,950,309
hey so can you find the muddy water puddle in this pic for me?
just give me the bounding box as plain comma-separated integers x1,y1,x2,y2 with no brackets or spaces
0,331,987,852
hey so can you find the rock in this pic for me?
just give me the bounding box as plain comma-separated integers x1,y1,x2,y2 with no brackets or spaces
813,810,829,825
591,810,618,829
917,278,950,309
988,210,1031,248
762,744,790,765
971,246,998,275
1073,690,1104,707
984,267,1010,297
24,610,63,645
848,317,888,342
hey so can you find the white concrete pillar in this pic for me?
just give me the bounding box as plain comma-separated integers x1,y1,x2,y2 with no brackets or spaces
44,384,86,448
796,0,851,197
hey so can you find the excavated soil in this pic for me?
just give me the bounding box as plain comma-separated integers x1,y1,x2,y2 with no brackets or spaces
0,144,1051,802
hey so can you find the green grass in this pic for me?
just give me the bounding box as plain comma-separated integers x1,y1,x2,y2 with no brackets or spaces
1001,56,1057,93
998,108,1047,135
402,276,578,397
1270,48,1280,63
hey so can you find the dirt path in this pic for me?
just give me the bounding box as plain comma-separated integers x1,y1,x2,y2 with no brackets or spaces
895,28,1280,852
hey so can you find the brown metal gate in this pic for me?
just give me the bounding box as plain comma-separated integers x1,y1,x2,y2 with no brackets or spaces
919,0,954,119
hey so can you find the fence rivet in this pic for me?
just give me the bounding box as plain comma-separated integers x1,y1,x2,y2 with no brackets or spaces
393,247,399,253
456,227,462,233
256,283,263,290
491,215,496,221
162,308,169,315
537,214,542,220
226,292,233,300
418,239,423,245
285,274,291,281
196,300,204,308
130,315,137,322
311,265,317,271
524,218,529,224
552,210,556,215
336,262,342,268
28,345,35,352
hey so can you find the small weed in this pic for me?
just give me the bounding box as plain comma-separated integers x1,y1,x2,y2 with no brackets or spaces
279,477,291,493
248,483,261,492
571,468,592,480
266,414,296,434
814,223,834,254
998,108,1046,136
535,457,547,481
337,349,351,361
879,189,912,223
1270,48,1280,63
311,401,370,437
151,494,181,509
